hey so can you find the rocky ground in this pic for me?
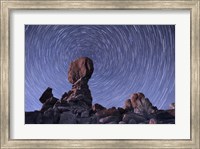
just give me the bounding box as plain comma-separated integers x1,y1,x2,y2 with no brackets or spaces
25,57,175,124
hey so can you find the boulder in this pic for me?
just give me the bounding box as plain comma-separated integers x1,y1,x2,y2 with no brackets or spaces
53,107,60,123
118,107,125,114
90,116,98,124
128,119,137,124
95,108,121,119
149,118,157,124
38,108,61,124
81,110,91,118
124,99,133,110
59,111,77,124
39,87,53,103
76,117,91,124
56,106,71,113
119,121,126,124
107,121,118,124
92,103,106,112
61,92,69,101
42,108,54,124
25,111,41,124
123,113,146,124
130,93,157,115
166,109,175,117
25,111,44,124
99,116,121,124
156,110,175,120
68,57,94,84
40,97,58,112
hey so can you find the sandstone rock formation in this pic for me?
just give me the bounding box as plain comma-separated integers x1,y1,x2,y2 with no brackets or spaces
92,103,106,112
68,57,94,84
124,93,158,116
25,57,175,124
61,57,94,106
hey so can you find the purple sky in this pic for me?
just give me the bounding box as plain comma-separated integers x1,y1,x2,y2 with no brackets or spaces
25,25,175,111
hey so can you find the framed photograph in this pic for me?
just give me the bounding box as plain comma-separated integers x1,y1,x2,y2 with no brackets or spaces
1,0,199,148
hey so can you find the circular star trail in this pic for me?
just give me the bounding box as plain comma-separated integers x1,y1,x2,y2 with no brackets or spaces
25,25,175,111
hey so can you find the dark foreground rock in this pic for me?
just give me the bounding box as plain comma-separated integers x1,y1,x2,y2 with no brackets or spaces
25,57,175,124
25,91,175,124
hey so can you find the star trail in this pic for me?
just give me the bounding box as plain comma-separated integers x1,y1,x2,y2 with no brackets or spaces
25,25,175,111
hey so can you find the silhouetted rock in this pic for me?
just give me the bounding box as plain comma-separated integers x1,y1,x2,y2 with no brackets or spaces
76,117,91,124
35,112,43,124
59,111,77,124
68,57,94,84
157,110,175,118
26,90,175,124
25,111,41,124
118,107,125,114
41,97,58,112
166,109,175,117
90,116,98,124
81,110,91,118
95,108,120,119
108,121,118,124
92,103,106,112
61,92,69,101
99,116,121,124
159,119,175,124
40,108,61,124
123,113,146,124
39,87,53,103
42,108,54,124
128,119,137,124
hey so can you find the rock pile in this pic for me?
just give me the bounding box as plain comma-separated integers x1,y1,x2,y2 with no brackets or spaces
25,57,175,124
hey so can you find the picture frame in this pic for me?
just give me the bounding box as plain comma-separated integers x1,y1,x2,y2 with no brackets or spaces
1,0,199,148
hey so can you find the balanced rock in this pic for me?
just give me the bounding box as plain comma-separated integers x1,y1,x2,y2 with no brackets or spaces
61,57,94,106
68,57,94,84
25,57,176,124
60,78,93,106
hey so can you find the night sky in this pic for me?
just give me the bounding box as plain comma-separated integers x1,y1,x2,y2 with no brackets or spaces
25,25,175,111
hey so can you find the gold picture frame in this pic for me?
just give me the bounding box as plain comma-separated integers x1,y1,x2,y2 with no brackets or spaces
1,0,199,148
